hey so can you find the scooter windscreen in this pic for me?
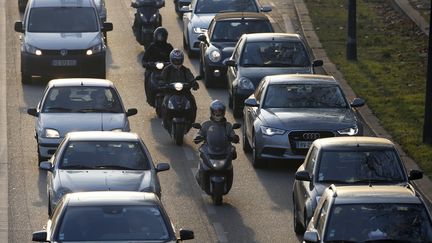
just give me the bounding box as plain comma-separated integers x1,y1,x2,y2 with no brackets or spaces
206,125,231,155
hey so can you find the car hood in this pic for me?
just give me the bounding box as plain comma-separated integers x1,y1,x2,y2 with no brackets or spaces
260,108,357,130
25,32,101,50
191,14,216,29
212,42,236,59
239,67,312,86
58,170,152,191
39,113,126,137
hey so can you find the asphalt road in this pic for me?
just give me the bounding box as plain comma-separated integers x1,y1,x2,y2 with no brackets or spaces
4,0,374,242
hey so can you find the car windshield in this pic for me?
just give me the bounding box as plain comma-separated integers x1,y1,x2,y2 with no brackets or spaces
195,0,258,14
56,205,170,241
27,7,99,32
59,141,150,170
263,84,348,108
317,149,406,184
42,86,123,113
240,40,310,67
325,203,432,242
211,20,273,42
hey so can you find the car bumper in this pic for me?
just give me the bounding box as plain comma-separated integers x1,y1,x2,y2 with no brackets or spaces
21,51,106,78
37,137,63,159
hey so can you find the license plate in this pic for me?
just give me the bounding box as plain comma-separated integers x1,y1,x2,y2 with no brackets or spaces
52,60,77,66
296,141,313,149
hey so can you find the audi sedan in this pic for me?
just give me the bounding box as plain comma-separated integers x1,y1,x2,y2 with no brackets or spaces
39,131,170,216
27,78,137,164
243,74,365,167
198,12,274,87
32,191,195,242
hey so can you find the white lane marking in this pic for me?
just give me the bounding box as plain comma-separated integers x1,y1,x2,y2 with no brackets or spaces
183,147,196,161
213,222,228,243
283,14,295,33
190,168,216,215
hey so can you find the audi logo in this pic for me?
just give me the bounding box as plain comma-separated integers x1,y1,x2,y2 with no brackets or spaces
302,133,320,140
60,49,68,56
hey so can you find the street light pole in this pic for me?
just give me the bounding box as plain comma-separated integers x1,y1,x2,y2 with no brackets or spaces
423,6,432,144
347,0,357,60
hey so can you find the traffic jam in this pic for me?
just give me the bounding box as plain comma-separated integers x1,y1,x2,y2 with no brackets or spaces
12,0,432,242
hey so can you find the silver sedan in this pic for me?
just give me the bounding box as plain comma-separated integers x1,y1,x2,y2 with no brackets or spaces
39,131,170,216
243,74,366,168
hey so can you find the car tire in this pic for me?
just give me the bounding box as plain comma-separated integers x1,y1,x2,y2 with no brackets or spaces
242,124,252,153
293,198,305,234
252,136,266,168
21,72,31,84
232,94,242,118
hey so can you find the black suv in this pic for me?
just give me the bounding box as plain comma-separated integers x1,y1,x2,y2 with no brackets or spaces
14,0,113,84
292,136,423,234
303,184,432,242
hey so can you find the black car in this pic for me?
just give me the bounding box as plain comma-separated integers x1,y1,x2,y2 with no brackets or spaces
198,12,274,88
303,184,432,242
293,136,423,235
223,33,323,117
32,191,195,242
14,0,113,84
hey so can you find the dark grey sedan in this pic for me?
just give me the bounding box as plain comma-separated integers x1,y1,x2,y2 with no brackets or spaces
39,131,170,216
243,74,365,167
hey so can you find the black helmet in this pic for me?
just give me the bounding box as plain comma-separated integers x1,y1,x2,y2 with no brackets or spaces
170,49,184,66
210,100,226,122
153,27,168,43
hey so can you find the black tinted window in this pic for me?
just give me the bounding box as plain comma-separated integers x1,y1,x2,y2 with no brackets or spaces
60,141,150,170
195,0,258,13
211,20,273,42
28,7,98,32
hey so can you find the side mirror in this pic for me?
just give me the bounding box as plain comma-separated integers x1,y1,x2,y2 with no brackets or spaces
260,5,272,12
223,59,237,67
39,161,53,172
103,22,113,32
126,108,138,117
191,123,202,129
303,230,319,243
195,75,203,81
295,170,311,181
179,229,194,241
156,163,170,173
350,98,365,108
232,123,241,129
197,34,207,43
32,230,48,242
244,98,259,107
408,169,423,181
27,108,38,117
14,21,24,33
179,5,191,13
312,59,323,67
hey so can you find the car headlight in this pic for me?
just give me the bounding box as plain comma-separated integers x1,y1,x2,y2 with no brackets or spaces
208,50,221,63
260,126,285,136
44,128,60,138
174,82,184,91
209,159,225,169
24,43,42,55
193,27,207,34
86,43,103,55
168,100,175,109
337,125,358,135
111,128,123,132
238,77,254,90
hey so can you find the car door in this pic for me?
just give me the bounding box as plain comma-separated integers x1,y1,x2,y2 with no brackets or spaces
297,146,319,223
246,79,266,143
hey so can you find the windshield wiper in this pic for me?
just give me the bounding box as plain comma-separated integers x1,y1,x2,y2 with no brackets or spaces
45,107,72,112
93,165,137,170
61,165,94,169
351,178,402,184
75,108,117,113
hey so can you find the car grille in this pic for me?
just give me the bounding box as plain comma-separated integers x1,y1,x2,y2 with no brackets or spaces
40,49,87,56
288,131,335,155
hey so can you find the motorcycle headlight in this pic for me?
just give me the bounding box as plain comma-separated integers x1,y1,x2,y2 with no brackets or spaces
156,62,164,70
44,128,60,138
193,27,207,34
238,77,254,90
168,100,175,109
150,13,158,22
24,43,42,55
337,125,358,135
86,43,103,55
174,82,184,91
260,126,285,136
209,159,225,169
208,50,221,63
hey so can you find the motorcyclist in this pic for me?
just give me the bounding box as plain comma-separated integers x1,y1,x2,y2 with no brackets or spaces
141,27,173,106
160,49,199,129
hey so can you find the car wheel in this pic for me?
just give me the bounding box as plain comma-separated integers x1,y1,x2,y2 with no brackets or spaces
293,198,305,234
252,136,266,168
242,124,252,153
204,67,214,88
228,93,233,109
232,94,242,118
21,72,31,84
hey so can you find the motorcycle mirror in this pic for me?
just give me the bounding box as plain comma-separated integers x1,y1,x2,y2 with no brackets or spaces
191,123,202,129
195,75,203,81
232,123,241,129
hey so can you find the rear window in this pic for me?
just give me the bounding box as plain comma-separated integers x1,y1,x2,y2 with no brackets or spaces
28,7,99,32
195,0,258,14
211,20,273,42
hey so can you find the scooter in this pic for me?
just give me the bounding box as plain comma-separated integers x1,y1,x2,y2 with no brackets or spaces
143,61,170,117
131,0,164,48
192,122,241,205
159,76,202,145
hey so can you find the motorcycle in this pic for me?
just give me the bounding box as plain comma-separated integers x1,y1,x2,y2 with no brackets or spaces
131,0,164,48
192,122,241,205
159,76,202,145
143,61,170,117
